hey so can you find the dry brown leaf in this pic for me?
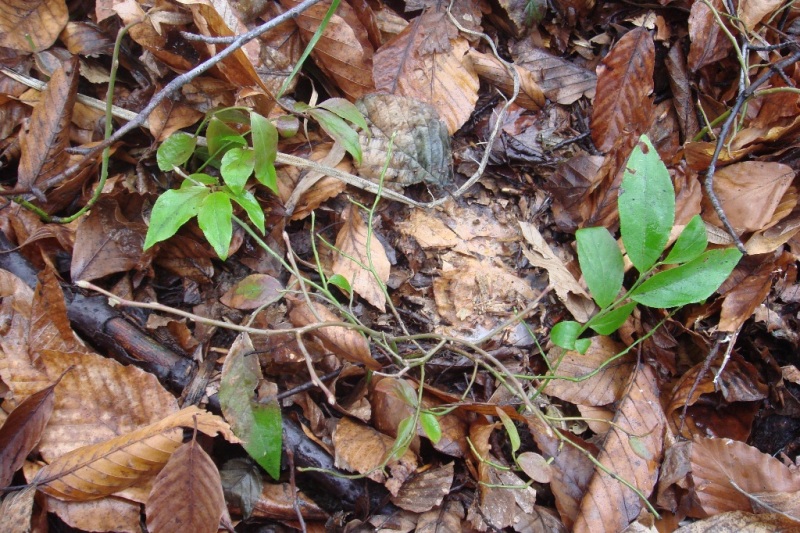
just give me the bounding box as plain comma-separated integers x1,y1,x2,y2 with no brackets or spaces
718,259,776,332
688,0,732,71
0,486,36,533
738,0,783,31
395,209,460,249
287,296,381,370
34,406,233,501
59,21,114,56
703,161,795,235
591,27,655,152
573,364,666,533
280,0,375,101
17,57,78,198
665,44,700,141
0,381,57,488
331,203,391,311
46,496,142,533
416,499,465,532
511,41,597,105
70,197,150,282
146,438,226,533
374,9,479,134
674,510,800,532
519,220,595,323
332,417,417,496
543,337,635,406
689,437,800,517
466,49,545,110
517,452,553,484
0,0,68,51
113,0,194,72
466,420,516,529
391,462,453,513
148,98,204,142
247,481,329,522
280,142,348,218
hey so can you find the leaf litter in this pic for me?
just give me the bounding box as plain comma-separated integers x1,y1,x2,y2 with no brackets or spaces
1,1,800,532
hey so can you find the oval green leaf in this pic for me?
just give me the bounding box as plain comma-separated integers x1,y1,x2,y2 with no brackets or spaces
663,215,707,265
250,111,279,194
496,408,520,454
619,135,675,273
227,187,265,234
576,226,624,308
420,412,442,444
630,248,742,308
327,273,352,295
144,185,208,249
550,321,581,351
197,191,233,260
156,132,196,171
221,147,255,193
207,117,245,158
587,301,636,336
318,98,369,132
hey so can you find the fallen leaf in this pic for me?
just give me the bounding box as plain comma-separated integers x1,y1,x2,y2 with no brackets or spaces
220,274,284,310
466,49,545,110
0,0,68,51
46,496,142,533
416,499,465,532
374,9,479,133
391,462,453,513
145,437,226,533
0,487,36,533
674,510,800,532
591,27,655,152
331,203,391,311
687,0,732,72
573,364,666,533
511,41,597,104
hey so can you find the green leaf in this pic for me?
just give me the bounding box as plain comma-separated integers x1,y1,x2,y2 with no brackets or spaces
309,108,362,165
327,273,352,295
630,248,742,308
664,215,707,264
197,191,233,260
551,321,581,351
227,187,265,234
317,98,369,132
587,301,636,335
143,185,208,249
219,334,282,480
250,111,279,193
221,147,255,193
619,135,675,273
390,416,415,460
275,115,300,138
156,132,196,171
394,380,418,408
496,408,520,454
575,338,591,354
576,227,624,308
207,117,245,157
186,173,219,186
211,107,250,125
420,412,442,444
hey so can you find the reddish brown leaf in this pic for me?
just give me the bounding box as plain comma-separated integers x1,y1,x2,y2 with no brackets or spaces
0,0,68,51
0,381,57,488
689,437,800,517
391,462,453,513
590,27,655,152
511,41,597,105
145,437,226,533
17,56,78,197
59,21,114,56
280,0,375,101
466,49,544,110
719,259,776,333
665,44,699,142
687,0,732,72
573,364,666,533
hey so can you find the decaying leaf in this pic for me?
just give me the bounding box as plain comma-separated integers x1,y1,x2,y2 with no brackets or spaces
45,496,142,533
373,9,479,133
331,203,391,311
287,295,381,370
391,462,453,513
466,49,545,110
145,437,226,533
17,57,79,198
34,406,233,501
573,364,666,533
591,27,655,152
512,41,597,104
356,93,452,188
220,274,284,310
0,0,68,51
0,487,36,533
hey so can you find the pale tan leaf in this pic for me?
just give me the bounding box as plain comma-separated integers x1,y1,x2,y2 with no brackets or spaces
17,57,78,197
416,499,465,532
396,209,460,249
689,437,800,517
674,510,800,532
34,407,233,501
356,93,452,189
374,10,479,134
543,337,635,406
220,274,284,310
466,49,544,110
332,417,417,496
146,439,226,533
331,204,390,311
517,452,553,484
591,27,655,152
287,296,381,370
512,41,597,105
519,220,595,323
280,142,348,219
745,203,800,255
46,496,142,533
391,462,453,513
573,364,666,533
280,0,375,101
467,420,515,529
0,486,36,533
703,161,795,234
738,0,783,31
0,0,68,51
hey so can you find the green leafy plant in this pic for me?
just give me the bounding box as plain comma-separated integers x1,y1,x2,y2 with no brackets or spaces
144,100,366,260
551,134,742,354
